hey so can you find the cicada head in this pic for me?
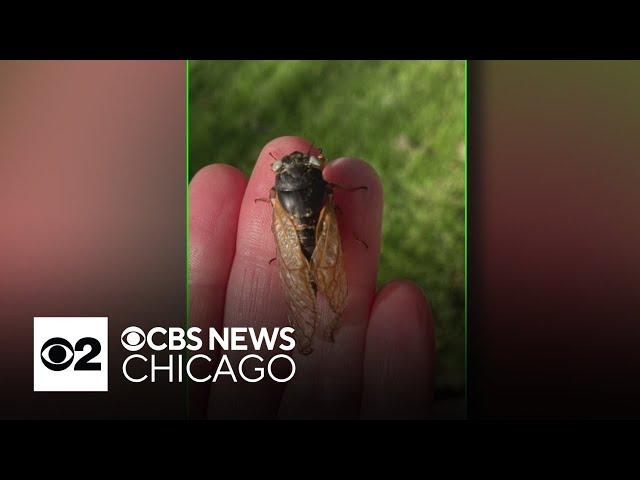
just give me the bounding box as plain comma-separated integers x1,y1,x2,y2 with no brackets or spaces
270,151,326,174
271,151,328,193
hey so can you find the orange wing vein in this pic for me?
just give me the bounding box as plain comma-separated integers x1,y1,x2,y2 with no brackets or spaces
311,200,347,341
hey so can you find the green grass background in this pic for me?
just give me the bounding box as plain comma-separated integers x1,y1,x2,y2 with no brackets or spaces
189,60,465,411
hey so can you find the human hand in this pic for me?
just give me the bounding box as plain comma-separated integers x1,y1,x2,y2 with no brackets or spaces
189,136,435,419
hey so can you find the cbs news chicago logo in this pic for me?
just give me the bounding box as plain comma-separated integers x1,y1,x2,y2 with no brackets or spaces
33,318,297,392
33,317,108,392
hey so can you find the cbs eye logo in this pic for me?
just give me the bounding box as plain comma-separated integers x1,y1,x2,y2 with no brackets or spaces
120,326,145,351
40,337,101,371
33,317,108,392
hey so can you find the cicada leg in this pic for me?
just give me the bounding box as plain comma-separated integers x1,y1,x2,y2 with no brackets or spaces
329,190,369,250
254,187,276,204
328,183,368,192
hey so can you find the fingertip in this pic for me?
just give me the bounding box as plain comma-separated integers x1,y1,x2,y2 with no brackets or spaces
373,280,433,335
324,157,383,241
323,157,383,298
256,136,319,170
325,157,383,202
189,163,247,240
362,279,435,419
189,163,247,287
190,163,247,197
260,135,314,153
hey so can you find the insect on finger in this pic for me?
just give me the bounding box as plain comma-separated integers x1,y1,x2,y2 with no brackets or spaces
270,148,348,353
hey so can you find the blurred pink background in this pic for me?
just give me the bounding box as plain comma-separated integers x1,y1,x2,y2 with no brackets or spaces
0,60,186,418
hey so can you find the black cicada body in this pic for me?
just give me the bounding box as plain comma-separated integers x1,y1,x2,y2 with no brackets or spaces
269,151,347,355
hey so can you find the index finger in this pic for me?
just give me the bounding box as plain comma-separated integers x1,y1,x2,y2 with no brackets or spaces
208,136,317,418
278,156,383,418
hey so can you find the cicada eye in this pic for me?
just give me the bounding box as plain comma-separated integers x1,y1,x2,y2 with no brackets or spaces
271,160,282,172
40,337,75,371
309,156,323,168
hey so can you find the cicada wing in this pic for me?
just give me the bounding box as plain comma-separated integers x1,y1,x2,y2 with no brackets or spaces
271,196,317,354
311,200,347,341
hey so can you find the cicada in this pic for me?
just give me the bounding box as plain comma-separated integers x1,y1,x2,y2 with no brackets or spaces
264,150,362,355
